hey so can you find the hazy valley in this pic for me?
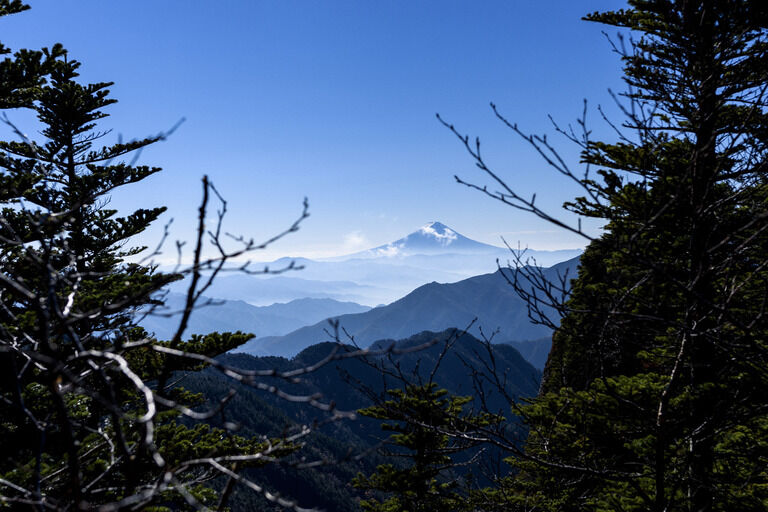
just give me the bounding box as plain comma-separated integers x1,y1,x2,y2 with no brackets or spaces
143,221,580,370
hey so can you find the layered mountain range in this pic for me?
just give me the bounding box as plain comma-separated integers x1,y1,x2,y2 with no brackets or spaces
237,257,578,360
144,222,581,369
139,295,370,341
166,222,581,306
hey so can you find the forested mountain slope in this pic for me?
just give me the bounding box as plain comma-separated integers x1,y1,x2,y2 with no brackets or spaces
181,329,540,511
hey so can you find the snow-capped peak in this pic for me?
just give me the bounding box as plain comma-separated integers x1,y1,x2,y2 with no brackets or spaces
335,221,505,260
419,222,458,244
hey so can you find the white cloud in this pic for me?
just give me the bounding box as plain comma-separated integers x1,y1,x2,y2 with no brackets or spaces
419,224,457,245
373,244,401,258
341,231,370,252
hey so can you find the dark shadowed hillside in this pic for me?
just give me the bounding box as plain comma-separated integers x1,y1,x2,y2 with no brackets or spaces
181,329,540,511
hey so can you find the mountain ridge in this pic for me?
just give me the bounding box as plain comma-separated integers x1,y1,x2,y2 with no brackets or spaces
183,329,541,510
139,294,371,340
237,256,579,359
165,222,582,309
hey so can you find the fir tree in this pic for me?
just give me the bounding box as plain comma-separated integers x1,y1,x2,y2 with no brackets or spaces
444,0,768,510
0,3,310,510
353,383,500,512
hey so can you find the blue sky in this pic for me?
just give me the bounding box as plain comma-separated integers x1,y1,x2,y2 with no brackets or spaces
1,0,628,260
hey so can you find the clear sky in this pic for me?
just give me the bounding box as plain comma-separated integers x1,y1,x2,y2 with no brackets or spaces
1,0,628,261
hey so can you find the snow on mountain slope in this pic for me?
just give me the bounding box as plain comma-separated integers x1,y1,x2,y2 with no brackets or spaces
164,222,582,307
347,221,504,258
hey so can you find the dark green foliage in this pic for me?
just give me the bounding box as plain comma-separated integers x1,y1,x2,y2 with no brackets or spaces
0,1,64,110
353,383,500,512
176,330,540,511
482,1,768,511
439,0,768,510
0,4,293,509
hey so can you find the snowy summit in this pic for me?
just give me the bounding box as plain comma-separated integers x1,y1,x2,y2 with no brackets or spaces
417,222,459,245
364,221,503,257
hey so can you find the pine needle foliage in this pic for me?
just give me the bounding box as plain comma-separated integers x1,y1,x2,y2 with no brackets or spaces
354,383,501,512
0,3,304,510
499,1,768,510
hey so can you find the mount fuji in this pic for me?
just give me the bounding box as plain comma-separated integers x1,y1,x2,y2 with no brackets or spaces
350,221,504,258
166,222,582,307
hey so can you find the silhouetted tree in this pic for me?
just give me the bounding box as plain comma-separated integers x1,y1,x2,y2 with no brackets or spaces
439,1,768,510
0,3,391,511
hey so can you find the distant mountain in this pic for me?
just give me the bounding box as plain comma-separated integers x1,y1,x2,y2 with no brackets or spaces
167,274,386,306
332,221,580,267
356,221,503,257
218,329,540,425
164,222,582,307
237,256,579,358
139,294,370,340
506,337,553,370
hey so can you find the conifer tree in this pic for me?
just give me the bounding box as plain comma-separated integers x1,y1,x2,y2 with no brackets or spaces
444,0,768,510
353,383,499,512
0,3,311,510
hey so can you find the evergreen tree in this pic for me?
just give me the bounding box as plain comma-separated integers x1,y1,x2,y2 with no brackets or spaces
445,0,768,510
0,4,307,510
353,383,499,512
0,0,62,110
